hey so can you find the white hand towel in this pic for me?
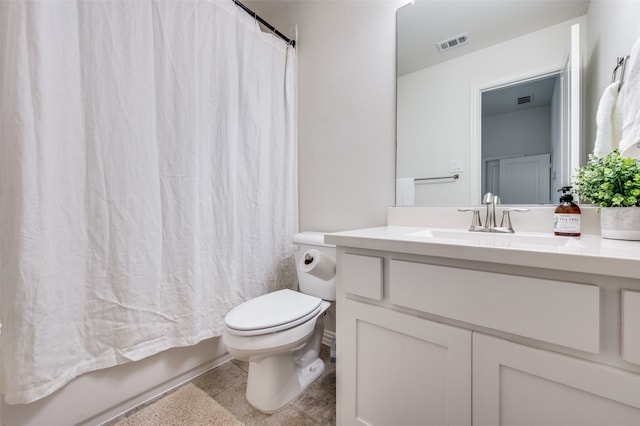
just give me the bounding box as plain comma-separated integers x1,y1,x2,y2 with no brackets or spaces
396,178,415,206
593,81,623,157
620,38,640,158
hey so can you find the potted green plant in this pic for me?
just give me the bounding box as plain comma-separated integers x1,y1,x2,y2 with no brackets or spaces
573,149,640,240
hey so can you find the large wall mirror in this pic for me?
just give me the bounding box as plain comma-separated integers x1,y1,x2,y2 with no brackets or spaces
396,0,639,207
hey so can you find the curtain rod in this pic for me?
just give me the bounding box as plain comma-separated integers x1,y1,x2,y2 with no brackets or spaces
233,0,296,48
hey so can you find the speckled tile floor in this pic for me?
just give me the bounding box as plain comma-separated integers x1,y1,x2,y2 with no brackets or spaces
194,345,336,425
110,344,336,426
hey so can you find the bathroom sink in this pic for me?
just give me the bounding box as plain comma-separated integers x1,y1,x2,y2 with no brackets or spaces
408,229,585,250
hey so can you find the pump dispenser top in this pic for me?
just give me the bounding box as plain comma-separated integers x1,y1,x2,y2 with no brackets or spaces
559,186,576,203
554,186,581,236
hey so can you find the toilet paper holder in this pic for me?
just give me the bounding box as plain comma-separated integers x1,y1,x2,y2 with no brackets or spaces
300,249,336,281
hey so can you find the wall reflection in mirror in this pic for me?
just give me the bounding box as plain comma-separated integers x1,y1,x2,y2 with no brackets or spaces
396,0,640,207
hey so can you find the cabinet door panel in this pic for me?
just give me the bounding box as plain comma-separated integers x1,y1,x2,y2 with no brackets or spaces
340,299,471,426
622,289,640,365
473,333,640,426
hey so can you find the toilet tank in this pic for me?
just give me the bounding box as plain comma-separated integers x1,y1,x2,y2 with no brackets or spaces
292,232,336,301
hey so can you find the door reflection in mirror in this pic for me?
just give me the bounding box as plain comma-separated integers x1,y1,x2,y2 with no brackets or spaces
481,74,561,204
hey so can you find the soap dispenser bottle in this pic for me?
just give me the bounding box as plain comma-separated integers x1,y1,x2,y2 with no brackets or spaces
554,186,581,236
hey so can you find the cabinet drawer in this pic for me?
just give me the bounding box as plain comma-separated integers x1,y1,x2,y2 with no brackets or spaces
389,260,599,353
622,289,640,365
340,253,383,300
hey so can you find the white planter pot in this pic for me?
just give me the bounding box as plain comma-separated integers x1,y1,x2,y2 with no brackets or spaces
600,207,640,240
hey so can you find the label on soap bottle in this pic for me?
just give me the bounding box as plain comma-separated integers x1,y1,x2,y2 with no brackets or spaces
554,214,581,234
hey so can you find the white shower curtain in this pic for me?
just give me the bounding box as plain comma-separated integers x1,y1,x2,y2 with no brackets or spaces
0,0,297,404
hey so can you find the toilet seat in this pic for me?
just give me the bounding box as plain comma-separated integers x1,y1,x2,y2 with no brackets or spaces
225,289,322,337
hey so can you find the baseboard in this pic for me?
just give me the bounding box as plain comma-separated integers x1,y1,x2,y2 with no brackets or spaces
96,352,232,426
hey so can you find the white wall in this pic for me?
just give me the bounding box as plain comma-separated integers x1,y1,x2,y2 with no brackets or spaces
295,1,400,232
397,17,584,206
249,0,401,232
586,1,640,153
482,106,552,160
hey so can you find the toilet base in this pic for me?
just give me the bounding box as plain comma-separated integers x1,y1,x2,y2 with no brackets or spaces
244,313,327,413
246,354,325,413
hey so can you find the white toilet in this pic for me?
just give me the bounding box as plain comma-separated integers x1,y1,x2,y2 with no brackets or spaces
222,232,336,413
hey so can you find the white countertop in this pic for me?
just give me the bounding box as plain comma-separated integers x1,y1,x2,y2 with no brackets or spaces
325,226,640,280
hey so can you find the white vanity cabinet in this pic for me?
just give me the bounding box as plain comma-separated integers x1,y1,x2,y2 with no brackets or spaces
331,234,640,426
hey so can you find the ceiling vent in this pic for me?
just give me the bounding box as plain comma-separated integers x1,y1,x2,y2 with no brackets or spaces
517,95,534,105
436,33,469,53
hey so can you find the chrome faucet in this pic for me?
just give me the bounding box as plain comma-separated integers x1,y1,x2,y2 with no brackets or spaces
458,192,529,233
482,192,500,229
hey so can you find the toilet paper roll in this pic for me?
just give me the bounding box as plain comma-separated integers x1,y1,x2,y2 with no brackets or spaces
300,249,336,281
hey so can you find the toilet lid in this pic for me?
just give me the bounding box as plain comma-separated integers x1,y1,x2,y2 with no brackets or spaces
225,289,322,336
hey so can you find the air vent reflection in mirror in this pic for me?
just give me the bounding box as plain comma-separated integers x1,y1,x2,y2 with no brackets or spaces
517,95,533,105
436,32,469,53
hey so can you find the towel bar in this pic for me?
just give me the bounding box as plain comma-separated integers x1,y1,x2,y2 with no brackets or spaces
415,174,459,183
611,55,630,86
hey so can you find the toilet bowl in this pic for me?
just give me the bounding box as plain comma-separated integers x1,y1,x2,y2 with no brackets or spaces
222,232,336,413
